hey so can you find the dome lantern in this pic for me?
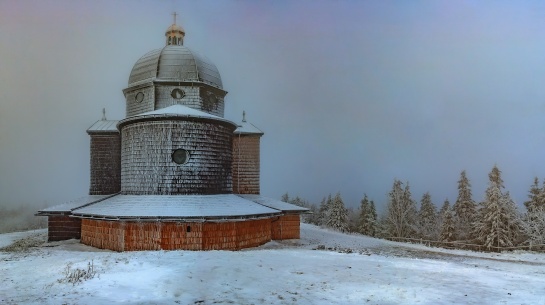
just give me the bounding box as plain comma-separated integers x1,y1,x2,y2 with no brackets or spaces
166,12,185,46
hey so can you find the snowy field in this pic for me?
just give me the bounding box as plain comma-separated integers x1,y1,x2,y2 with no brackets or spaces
1,224,545,305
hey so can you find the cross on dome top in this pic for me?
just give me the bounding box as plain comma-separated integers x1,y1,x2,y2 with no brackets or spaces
165,12,185,46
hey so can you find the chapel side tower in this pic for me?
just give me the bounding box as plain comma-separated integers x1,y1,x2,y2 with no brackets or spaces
87,110,121,195
123,20,227,118
232,111,264,195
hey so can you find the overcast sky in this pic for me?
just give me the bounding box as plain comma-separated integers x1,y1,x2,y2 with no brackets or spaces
2,0,545,211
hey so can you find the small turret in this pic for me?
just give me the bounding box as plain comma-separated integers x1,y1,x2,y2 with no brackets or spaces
165,12,185,46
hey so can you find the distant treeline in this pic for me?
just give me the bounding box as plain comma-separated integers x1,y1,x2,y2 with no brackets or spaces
0,204,48,233
283,165,545,252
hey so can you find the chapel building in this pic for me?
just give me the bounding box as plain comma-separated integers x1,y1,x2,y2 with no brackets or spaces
37,19,307,251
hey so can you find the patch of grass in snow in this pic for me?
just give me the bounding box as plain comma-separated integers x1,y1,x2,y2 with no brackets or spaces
0,232,46,252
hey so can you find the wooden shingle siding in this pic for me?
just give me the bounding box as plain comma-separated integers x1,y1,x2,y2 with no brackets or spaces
80,217,296,251
89,134,121,195
203,222,237,250
121,120,234,195
235,218,271,249
272,215,301,240
232,135,260,194
48,215,82,241
125,85,155,117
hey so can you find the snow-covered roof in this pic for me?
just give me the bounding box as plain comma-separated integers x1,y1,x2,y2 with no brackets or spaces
138,104,221,119
234,121,264,136
118,105,236,128
87,120,119,133
71,194,281,220
238,195,309,213
128,45,223,89
36,195,116,215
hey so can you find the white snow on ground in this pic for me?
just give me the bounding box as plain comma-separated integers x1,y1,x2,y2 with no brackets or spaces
1,223,545,304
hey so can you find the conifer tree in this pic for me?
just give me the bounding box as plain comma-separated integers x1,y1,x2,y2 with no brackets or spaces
440,206,456,243
522,178,545,246
385,180,417,238
439,199,451,219
474,165,521,250
524,177,542,212
359,194,377,236
369,200,378,236
418,192,438,240
438,199,454,237
327,192,349,232
521,206,545,247
453,170,476,240
317,196,329,226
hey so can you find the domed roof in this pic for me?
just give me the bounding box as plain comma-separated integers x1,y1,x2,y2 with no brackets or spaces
166,23,185,34
127,45,223,89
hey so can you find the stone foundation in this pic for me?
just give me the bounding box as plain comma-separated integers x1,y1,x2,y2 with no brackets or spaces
80,216,299,251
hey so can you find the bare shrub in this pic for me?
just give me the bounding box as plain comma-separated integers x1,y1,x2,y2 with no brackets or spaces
57,261,97,285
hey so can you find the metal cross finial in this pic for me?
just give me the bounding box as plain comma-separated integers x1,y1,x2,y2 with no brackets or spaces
102,108,107,120
172,12,178,24
242,110,246,122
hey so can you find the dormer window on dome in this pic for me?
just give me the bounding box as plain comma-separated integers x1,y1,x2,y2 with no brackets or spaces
166,12,185,46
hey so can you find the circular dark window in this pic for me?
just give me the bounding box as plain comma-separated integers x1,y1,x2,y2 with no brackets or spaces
171,88,185,99
172,149,189,165
135,92,144,102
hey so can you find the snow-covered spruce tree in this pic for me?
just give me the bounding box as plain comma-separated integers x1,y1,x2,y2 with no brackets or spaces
521,179,545,247
368,200,378,236
474,165,521,251
453,170,476,241
359,194,377,236
523,177,545,213
440,205,456,243
317,195,331,226
521,206,545,248
418,192,438,240
346,207,360,233
438,199,450,220
289,196,307,208
385,180,417,238
326,192,349,232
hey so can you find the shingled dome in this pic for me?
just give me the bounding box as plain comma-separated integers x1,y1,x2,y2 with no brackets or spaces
128,45,223,89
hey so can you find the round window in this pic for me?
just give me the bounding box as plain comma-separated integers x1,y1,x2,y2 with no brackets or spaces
172,149,189,165
171,88,185,99
135,92,144,102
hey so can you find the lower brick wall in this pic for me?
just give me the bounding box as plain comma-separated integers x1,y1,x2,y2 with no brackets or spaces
81,219,124,251
48,215,81,241
236,218,272,249
161,222,203,250
79,216,300,251
271,214,301,240
203,222,237,250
